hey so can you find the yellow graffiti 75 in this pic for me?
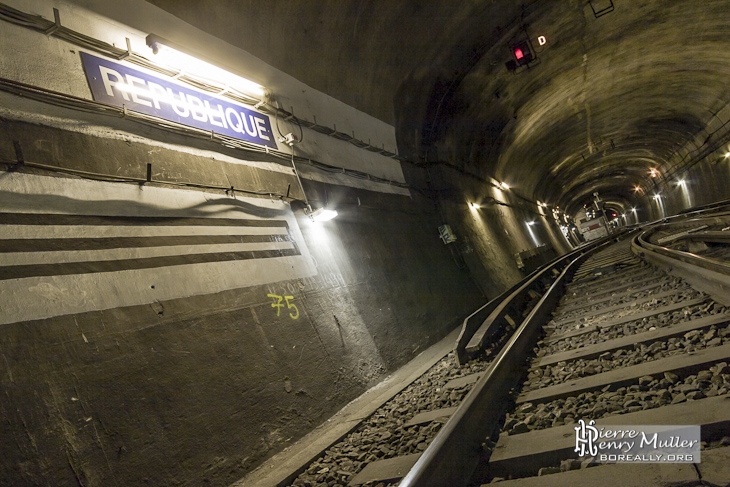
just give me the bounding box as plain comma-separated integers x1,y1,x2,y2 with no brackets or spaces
267,294,299,319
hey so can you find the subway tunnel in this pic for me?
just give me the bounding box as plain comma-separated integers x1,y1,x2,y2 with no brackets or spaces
1,0,730,485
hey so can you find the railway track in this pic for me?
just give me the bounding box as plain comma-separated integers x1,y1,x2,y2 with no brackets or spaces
281,214,730,487
488,233,730,484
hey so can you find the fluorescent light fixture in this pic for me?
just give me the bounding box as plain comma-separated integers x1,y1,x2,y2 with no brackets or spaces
527,221,536,226
725,152,730,158
309,208,338,222
146,34,265,99
469,202,480,210
500,182,510,190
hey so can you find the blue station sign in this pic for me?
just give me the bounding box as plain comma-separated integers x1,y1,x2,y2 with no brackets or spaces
80,52,278,149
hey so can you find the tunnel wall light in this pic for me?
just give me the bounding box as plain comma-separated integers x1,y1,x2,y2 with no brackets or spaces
307,208,338,222
469,202,480,210
146,34,265,99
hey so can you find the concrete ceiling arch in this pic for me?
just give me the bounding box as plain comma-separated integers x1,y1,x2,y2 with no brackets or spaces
146,0,730,218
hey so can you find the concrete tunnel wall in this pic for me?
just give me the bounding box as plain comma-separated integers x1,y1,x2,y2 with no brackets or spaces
640,160,730,221
0,0,572,485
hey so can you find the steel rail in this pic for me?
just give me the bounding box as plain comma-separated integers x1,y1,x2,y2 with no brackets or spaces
401,206,725,486
635,229,730,277
399,238,618,487
633,224,730,306
455,229,636,365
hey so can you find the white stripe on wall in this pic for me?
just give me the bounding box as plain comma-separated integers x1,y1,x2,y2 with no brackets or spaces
0,254,313,325
0,172,317,325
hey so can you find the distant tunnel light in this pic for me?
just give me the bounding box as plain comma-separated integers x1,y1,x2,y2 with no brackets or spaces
725,152,730,158
146,34,265,98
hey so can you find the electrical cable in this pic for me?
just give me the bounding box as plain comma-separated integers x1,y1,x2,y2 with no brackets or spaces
273,100,304,145
0,2,554,212
0,2,407,163
0,76,411,192
1,153,440,208
289,150,311,212
0,158,291,199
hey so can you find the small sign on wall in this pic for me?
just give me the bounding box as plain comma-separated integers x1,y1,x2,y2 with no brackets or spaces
80,52,278,149
438,224,457,244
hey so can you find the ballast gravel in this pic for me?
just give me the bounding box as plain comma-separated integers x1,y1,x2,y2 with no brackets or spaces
504,362,730,435
540,302,728,356
523,321,730,391
288,353,491,487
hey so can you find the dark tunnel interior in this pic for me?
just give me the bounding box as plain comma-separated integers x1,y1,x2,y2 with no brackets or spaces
2,1,730,485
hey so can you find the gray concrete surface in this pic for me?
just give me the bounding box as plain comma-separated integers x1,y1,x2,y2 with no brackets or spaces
231,327,460,487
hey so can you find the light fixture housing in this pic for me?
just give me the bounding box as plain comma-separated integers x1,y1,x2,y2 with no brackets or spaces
308,208,338,222
145,34,265,99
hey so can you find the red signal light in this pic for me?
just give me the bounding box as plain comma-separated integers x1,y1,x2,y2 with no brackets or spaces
506,40,535,72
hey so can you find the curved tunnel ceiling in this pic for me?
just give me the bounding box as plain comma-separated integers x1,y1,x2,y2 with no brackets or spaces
146,0,730,217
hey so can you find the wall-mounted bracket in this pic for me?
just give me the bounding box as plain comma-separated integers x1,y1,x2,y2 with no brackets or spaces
589,0,615,18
